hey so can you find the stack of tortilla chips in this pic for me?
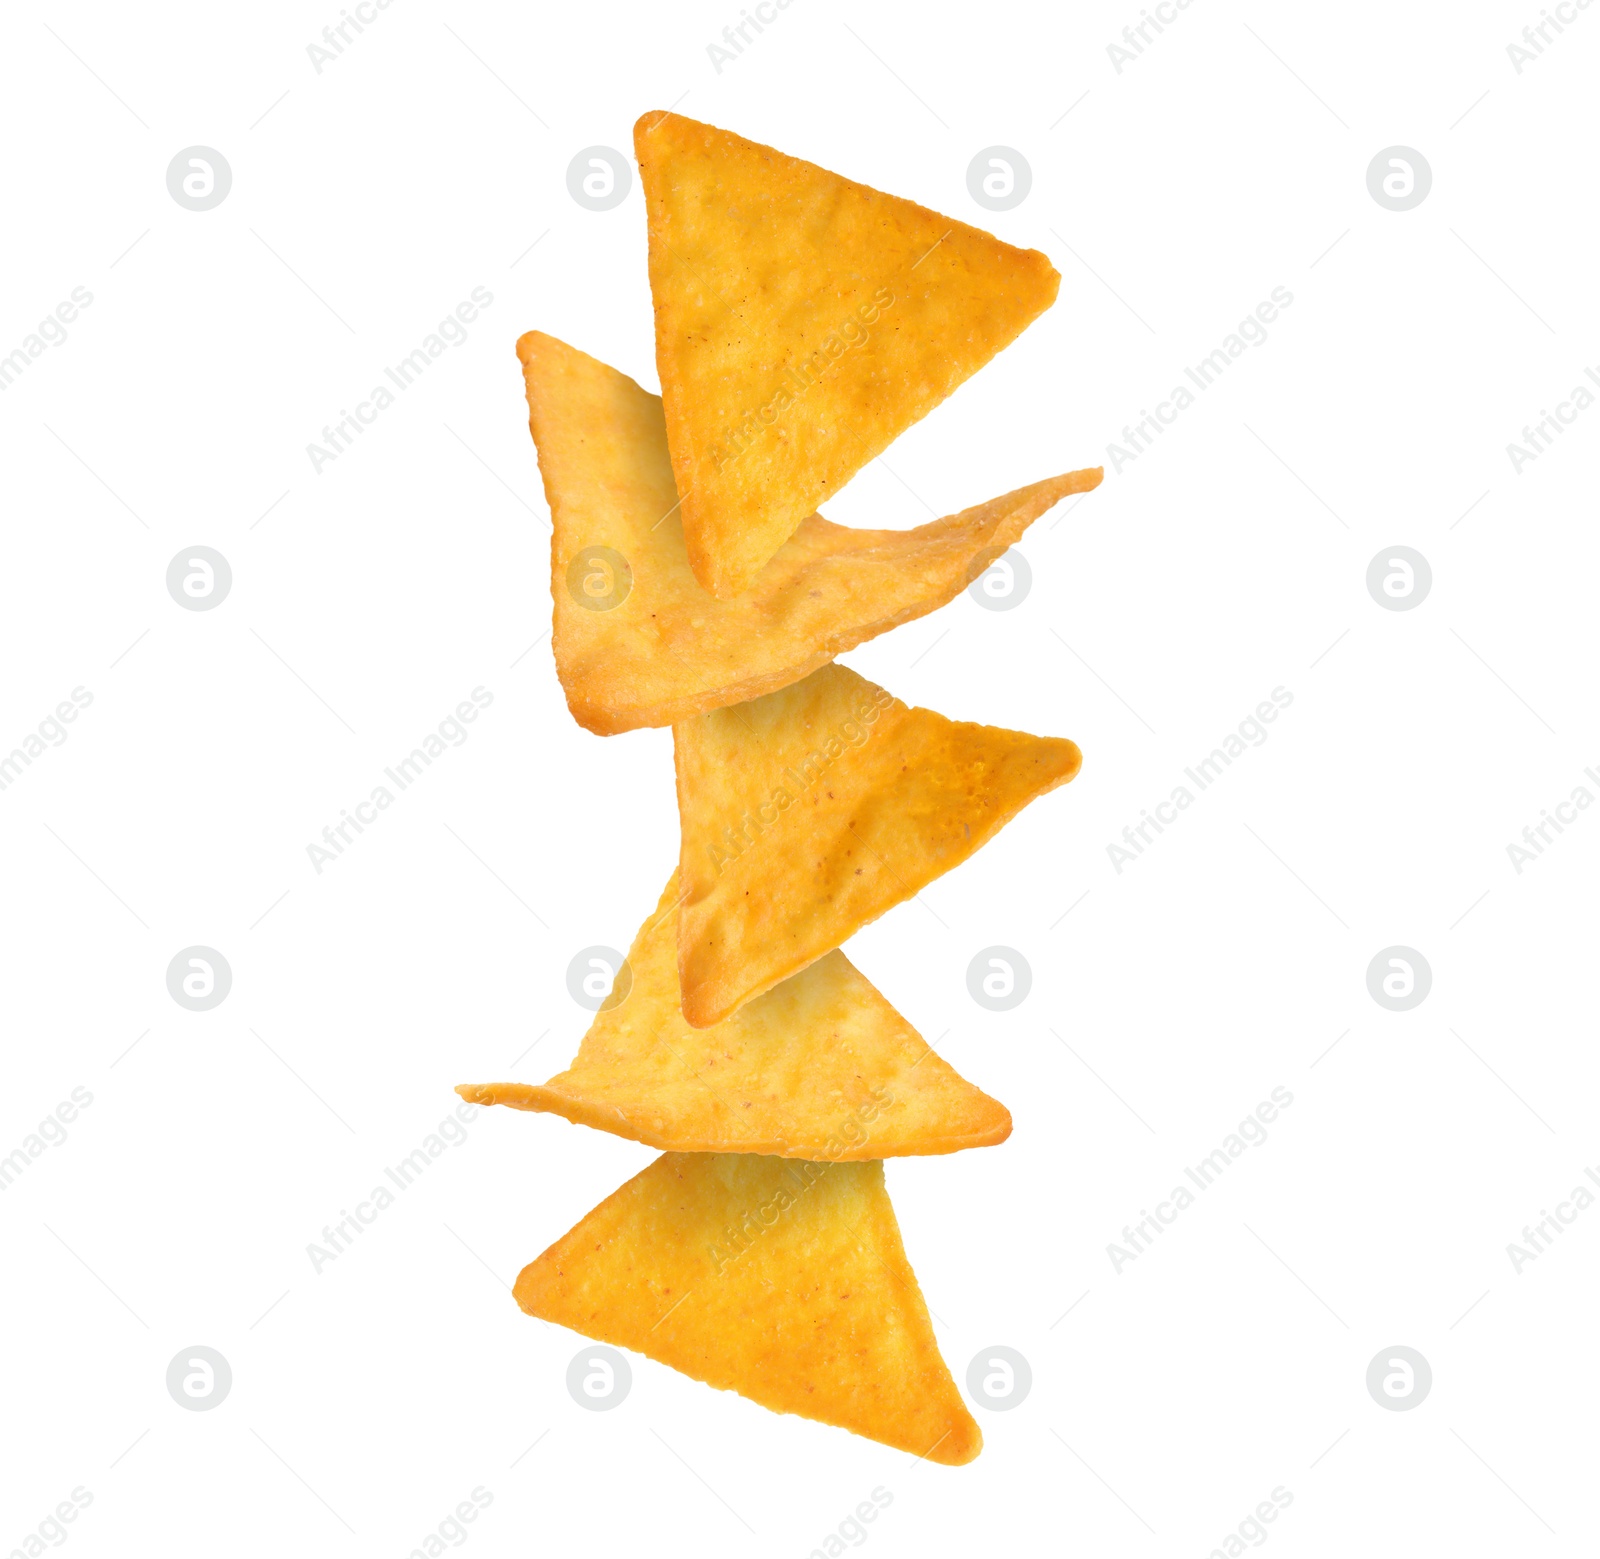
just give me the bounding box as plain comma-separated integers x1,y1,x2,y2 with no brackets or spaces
460,112,1100,1465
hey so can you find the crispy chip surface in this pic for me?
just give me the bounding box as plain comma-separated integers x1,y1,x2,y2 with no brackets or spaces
515,1151,981,1463
635,112,1061,598
458,873,1010,1157
675,665,1081,1026
520,331,1099,734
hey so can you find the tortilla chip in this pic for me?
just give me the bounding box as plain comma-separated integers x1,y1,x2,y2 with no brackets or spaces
519,331,1099,734
458,873,1010,1157
515,1151,981,1463
676,664,1080,1026
635,111,1061,598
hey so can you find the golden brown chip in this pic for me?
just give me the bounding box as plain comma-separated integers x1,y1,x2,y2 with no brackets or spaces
515,1151,981,1463
519,330,1098,734
458,873,1010,1157
675,664,1080,1026
635,111,1062,598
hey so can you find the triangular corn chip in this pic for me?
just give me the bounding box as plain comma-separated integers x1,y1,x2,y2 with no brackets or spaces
635,111,1062,598
519,330,1099,734
515,1151,981,1463
458,873,1010,1157
676,664,1080,1026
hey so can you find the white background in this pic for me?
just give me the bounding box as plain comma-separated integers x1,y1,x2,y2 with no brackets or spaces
3,1,1597,1554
